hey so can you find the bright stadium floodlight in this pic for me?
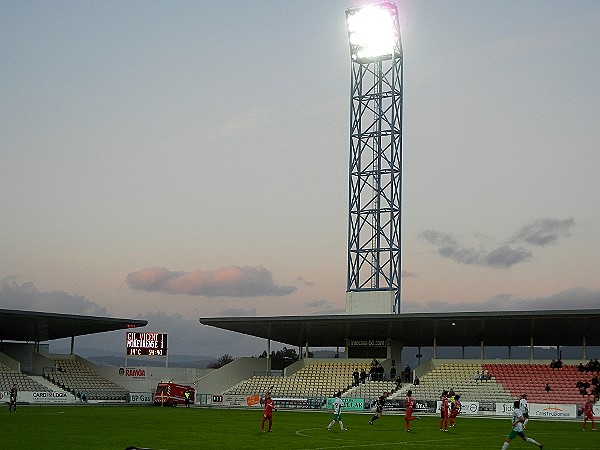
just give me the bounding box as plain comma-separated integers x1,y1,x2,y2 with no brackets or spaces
346,1,400,63
345,1,403,314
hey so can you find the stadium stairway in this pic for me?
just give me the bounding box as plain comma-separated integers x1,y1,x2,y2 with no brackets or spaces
29,375,64,392
343,380,398,402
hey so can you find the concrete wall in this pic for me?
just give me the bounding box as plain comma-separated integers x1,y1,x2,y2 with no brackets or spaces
1,343,48,373
31,352,212,395
31,352,55,375
0,351,20,371
195,357,268,395
89,361,213,393
283,358,306,376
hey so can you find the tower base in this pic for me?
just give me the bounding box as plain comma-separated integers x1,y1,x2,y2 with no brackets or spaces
345,291,395,315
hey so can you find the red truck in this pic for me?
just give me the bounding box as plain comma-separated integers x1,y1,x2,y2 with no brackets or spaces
153,382,195,406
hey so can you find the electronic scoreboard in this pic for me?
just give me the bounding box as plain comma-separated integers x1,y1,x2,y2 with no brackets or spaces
126,332,167,356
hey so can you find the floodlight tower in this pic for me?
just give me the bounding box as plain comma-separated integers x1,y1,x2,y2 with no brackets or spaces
345,2,403,314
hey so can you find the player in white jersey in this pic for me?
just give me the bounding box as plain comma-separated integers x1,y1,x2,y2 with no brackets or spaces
500,400,543,450
519,394,529,428
326,391,347,431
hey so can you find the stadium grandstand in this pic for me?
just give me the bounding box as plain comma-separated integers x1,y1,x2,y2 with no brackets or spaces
0,309,147,404
1,308,599,419
197,310,600,416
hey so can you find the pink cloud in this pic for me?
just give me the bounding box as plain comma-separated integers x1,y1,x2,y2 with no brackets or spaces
126,266,296,297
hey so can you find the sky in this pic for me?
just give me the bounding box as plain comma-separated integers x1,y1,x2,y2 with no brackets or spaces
1,1,599,358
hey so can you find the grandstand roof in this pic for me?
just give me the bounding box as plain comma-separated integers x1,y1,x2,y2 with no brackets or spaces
0,309,147,342
199,309,600,348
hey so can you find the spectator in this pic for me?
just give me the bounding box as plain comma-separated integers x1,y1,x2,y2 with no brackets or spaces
586,359,595,372
545,383,551,393
376,364,384,381
413,376,420,386
390,364,397,380
404,365,412,383
584,381,591,393
369,364,376,381
352,368,360,387
360,368,367,384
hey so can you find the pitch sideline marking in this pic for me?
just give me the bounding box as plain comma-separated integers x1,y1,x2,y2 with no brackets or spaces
295,427,484,449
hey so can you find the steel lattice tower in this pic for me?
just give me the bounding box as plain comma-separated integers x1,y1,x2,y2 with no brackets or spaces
346,2,403,313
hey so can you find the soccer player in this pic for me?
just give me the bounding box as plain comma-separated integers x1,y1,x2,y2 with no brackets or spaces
439,390,449,431
500,400,543,449
404,389,419,431
8,384,17,412
583,395,596,431
519,394,529,428
326,391,347,431
449,394,462,428
369,393,387,425
261,391,274,432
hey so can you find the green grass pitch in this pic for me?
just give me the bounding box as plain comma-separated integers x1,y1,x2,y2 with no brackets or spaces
3,405,597,449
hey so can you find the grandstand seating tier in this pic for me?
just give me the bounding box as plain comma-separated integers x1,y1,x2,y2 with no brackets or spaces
44,355,128,401
223,361,392,401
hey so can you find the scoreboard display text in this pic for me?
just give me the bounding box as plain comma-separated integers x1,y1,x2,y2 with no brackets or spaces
126,332,167,356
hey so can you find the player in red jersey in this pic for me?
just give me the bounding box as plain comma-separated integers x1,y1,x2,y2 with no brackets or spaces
449,394,462,427
261,391,275,432
404,389,419,431
439,390,449,431
583,396,596,431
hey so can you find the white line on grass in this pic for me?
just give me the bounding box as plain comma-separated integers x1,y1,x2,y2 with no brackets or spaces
295,428,485,449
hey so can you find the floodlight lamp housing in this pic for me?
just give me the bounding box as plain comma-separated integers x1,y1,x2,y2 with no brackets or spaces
346,1,401,63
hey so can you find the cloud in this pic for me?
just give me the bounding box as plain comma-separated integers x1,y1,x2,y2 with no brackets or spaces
482,245,533,268
420,217,575,268
309,308,346,315
401,270,417,278
219,307,257,317
400,287,600,314
296,276,315,287
421,230,531,268
57,310,272,358
126,266,296,297
0,279,282,357
421,230,457,248
304,299,331,308
221,107,274,133
512,217,576,247
0,276,107,316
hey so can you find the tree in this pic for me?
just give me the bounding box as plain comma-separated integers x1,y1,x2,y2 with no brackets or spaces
257,347,299,370
207,354,235,369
